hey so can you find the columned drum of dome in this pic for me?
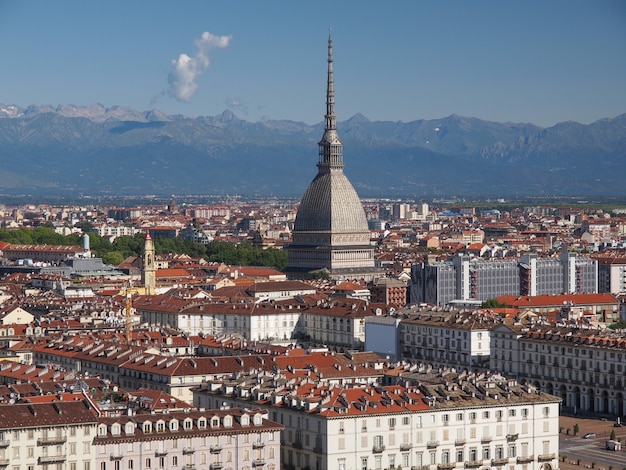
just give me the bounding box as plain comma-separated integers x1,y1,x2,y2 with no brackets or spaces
286,35,379,281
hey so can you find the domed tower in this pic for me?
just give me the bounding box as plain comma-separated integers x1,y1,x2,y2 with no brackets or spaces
286,34,378,280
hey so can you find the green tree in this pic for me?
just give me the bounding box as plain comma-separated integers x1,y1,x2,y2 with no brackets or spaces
74,221,94,233
102,251,125,266
31,226,69,245
481,298,510,308
0,227,34,244
608,320,626,330
310,269,331,280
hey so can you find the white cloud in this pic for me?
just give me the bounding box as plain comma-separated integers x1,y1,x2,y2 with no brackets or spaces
167,31,232,102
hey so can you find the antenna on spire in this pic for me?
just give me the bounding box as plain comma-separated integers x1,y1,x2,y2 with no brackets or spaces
317,30,343,170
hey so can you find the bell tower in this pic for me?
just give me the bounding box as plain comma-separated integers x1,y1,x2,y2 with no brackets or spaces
142,232,156,295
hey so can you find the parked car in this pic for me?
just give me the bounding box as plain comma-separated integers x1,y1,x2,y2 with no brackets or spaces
582,432,596,439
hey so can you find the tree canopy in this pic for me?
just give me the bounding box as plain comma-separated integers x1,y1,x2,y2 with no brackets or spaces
480,298,510,308
0,226,287,270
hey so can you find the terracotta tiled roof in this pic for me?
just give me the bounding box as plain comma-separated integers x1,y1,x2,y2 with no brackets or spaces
0,400,97,429
498,293,618,307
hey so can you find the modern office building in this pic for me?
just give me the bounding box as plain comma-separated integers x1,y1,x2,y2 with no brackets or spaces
411,250,597,305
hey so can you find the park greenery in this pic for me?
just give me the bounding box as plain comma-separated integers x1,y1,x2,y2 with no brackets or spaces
0,226,288,270
607,320,626,330
480,298,510,308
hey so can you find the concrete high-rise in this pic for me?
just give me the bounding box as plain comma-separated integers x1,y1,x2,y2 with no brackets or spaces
410,250,597,306
286,35,378,280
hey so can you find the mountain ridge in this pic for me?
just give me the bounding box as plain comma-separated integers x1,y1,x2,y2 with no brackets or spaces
0,104,624,198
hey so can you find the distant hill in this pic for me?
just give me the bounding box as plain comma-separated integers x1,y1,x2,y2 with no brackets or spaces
0,104,624,198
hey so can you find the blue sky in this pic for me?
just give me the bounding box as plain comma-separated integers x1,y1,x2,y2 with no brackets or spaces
1,0,625,127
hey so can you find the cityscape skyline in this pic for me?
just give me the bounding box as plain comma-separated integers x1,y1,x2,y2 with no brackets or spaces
1,0,625,127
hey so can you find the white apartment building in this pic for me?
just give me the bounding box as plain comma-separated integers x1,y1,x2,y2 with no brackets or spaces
491,320,626,418
133,294,377,349
193,367,561,470
0,400,98,470
399,309,494,369
94,407,283,470
135,298,304,341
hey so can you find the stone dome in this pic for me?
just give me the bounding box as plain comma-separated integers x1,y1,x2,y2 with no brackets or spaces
294,170,369,233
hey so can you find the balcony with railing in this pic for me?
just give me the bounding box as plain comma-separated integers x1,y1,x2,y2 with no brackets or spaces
437,463,456,470
480,436,492,444
400,443,412,451
0,440,8,448
252,459,265,467
0,459,9,467
537,454,556,461
184,465,196,470
372,444,385,453
491,458,509,466
110,453,124,461
154,450,168,457
427,440,440,448
253,441,265,449
209,463,223,470
455,439,466,446
183,447,195,454
37,436,67,445
517,455,534,464
39,455,67,464
210,445,222,453
506,433,518,442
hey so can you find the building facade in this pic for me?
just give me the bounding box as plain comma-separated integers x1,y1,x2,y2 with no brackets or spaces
490,321,626,419
94,407,283,470
411,251,598,306
0,400,98,470
193,369,561,470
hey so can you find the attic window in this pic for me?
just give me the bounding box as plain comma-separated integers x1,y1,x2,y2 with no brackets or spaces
143,422,152,433
98,425,107,437
198,418,207,429
224,416,233,428
211,417,219,428
125,423,135,435
184,419,192,430
111,424,121,436
253,415,262,426
240,414,249,426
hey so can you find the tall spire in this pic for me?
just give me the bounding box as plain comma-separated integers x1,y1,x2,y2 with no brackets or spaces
318,31,343,171
325,32,336,133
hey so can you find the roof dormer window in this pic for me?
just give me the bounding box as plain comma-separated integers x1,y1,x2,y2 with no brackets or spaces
125,423,135,435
